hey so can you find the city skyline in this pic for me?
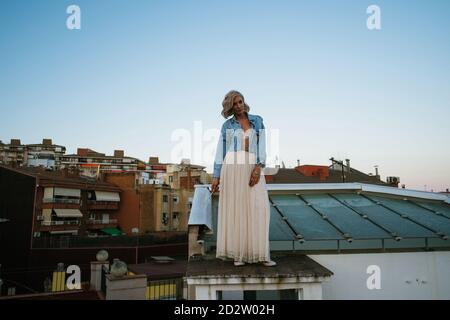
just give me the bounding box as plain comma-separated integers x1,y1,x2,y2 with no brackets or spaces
1,0,449,192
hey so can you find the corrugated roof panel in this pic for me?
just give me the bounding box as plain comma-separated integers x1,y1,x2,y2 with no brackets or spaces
300,194,391,239
333,194,437,238
367,195,450,235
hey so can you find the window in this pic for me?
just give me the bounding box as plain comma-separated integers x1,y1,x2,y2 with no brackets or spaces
87,191,95,200
172,212,180,229
169,176,173,183
162,213,169,225
163,195,168,202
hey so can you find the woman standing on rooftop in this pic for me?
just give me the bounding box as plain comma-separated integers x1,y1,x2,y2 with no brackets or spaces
211,90,276,267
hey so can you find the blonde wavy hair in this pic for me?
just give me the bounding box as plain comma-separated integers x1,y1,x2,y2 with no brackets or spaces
221,90,250,118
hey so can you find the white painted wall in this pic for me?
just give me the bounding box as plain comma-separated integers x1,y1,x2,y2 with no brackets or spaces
308,251,450,300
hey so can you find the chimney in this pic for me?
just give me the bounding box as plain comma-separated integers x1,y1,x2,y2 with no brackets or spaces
374,165,379,177
114,150,124,158
149,157,159,165
297,159,300,167
77,148,88,156
42,139,52,146
345,159,350,173
296,165,329,180
10,139,21,146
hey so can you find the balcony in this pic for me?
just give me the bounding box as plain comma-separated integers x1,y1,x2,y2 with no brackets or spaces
40,199,81,210
37,220,80,232
86,219,118,225
87,200,119,210
42,198,80,204
85,219,118,229
41,220,80,226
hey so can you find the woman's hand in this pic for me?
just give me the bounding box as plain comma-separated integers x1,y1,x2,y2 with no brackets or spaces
211,178,220,193
249,165,262,187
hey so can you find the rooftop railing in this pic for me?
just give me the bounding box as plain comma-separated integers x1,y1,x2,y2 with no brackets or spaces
42,198,80,204
41,220,80,226
85,219,118,225
32,232,188,248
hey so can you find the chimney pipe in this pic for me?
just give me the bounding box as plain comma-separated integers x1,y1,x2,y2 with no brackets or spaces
374,165,379,177
345,159,350,173
297,159,300,167
114,150,124,158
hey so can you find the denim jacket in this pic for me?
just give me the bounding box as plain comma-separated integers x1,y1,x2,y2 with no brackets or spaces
213,113,266,178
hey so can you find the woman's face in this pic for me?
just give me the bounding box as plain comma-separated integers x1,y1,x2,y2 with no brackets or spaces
232,95,245,116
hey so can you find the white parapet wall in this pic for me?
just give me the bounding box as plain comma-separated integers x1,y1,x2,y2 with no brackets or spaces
308,251,450,299
105,274,147,300
187,276,329,300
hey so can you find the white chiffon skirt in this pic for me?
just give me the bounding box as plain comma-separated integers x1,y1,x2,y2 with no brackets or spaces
216,151,271,263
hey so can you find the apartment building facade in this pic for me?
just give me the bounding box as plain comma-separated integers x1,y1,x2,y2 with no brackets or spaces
26,139,66,169
0,138,66,169
60,148,147,178
0,139,26,167
0,165,122,241
104,169,197,235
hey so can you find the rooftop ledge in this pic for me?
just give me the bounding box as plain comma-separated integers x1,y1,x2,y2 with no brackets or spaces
186,251,333,280
194,182,450,203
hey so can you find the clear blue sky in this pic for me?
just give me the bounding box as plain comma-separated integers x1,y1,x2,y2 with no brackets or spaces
1,0,449,192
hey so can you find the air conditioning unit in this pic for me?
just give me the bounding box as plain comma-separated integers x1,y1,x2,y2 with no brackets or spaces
36,215,44,221
387,176,400,184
